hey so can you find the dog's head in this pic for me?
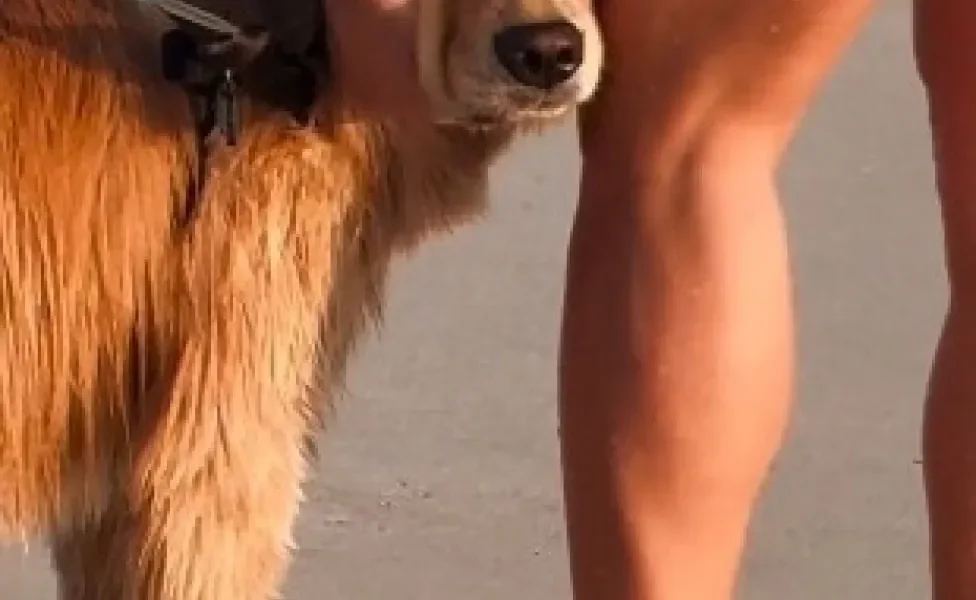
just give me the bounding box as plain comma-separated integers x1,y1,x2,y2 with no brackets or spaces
416,0,603,127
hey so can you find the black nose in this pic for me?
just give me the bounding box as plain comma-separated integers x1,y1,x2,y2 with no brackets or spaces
493,21,584,90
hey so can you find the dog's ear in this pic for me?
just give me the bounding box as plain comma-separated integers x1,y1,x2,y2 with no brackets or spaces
416,0,458,121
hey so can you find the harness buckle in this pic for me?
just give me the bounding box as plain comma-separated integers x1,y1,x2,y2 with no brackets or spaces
144,0,329,226
160,26,259,147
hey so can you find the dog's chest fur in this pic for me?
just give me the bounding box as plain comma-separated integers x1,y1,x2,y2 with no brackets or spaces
0,0,514,535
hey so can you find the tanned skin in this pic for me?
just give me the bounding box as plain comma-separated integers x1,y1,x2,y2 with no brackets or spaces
330,0,976,597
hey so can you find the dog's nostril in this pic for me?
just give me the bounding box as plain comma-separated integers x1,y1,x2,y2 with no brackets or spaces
493,20,584,91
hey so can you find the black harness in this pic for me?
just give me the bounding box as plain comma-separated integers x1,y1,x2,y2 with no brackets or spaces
146,0,331,224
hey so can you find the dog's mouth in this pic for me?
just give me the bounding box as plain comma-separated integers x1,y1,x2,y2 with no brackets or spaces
435,92,578,129
432,106,570,133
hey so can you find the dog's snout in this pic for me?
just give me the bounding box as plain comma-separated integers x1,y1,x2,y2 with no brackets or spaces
493,21,584,90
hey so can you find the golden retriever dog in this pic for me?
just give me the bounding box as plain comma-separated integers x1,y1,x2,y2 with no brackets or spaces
0,0,603,597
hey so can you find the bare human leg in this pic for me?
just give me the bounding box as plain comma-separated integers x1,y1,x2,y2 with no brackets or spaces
559,1,878,598
914,1,976,597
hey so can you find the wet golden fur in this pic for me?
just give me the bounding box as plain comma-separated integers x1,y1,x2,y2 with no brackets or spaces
0,0,600,597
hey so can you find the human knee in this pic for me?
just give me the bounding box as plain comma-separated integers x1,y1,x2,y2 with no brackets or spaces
579,0,875,215
912,0,976,301
578,109,785,236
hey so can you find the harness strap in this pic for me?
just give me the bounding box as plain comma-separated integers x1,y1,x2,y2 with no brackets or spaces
141,0,330,226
